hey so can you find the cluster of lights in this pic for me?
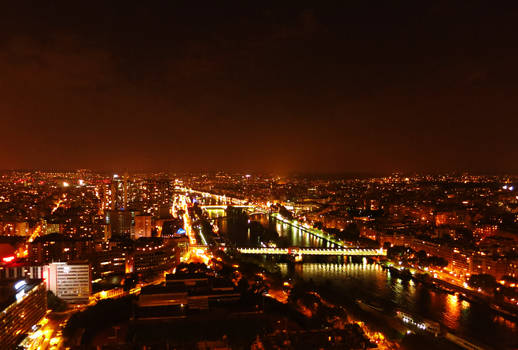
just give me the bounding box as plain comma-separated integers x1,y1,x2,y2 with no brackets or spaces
400,315,427,330
14,280,27,301
2,255,15,263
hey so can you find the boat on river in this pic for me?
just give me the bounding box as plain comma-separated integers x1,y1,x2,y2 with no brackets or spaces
444,332,489,350
395,310,440,336
356,299,384,312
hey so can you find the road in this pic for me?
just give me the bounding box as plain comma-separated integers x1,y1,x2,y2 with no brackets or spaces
19,310,71,350
177,194,197,246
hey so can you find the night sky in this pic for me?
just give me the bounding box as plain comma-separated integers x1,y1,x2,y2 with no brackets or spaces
1,2,517,174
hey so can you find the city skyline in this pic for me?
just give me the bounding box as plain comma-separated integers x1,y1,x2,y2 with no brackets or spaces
2,2,518,174
2,2,518,348
1,170,517,349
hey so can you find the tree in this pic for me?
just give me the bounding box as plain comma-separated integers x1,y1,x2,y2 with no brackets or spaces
387,245,408,259
468,274,497,293
47,291,67,312
123,274,138,291
342,223,360,240
429,256,448,268
416,250,427,264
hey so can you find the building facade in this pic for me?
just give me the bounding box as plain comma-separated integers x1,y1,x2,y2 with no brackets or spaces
134,215,152,239
43,262,91,303
0,280,47,349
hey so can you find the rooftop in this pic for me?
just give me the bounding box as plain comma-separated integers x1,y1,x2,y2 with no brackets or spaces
0,279,43,314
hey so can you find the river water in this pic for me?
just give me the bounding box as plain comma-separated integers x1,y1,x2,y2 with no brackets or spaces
209,211,518,349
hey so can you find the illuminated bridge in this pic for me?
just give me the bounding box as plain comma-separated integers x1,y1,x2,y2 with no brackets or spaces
235,247,386,257
201,205,268,216
201,205,256,209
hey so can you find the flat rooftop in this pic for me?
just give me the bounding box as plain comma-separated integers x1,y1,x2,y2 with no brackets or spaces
0,279,43,313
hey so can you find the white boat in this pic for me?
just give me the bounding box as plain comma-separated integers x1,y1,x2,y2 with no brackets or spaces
396,310,440,336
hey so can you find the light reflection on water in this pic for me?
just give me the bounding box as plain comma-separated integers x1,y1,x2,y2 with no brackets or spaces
209,211,518,347
281,262,517,347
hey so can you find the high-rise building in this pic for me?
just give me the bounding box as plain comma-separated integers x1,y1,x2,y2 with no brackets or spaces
134,215,152,239
0,279,47,349
106,210,137,238
90,249,128,278
44,222,61,235
29,233,94,265
130,238,178,273
43,262,91,303
111,174,128,210
0,221,30,236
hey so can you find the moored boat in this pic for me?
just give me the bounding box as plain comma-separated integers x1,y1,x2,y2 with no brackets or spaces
395,310,440,336
356,299,384,312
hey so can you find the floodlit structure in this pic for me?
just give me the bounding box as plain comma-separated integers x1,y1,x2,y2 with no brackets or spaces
43,262,91,303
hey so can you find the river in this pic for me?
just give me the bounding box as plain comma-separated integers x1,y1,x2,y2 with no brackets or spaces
208,210,518,349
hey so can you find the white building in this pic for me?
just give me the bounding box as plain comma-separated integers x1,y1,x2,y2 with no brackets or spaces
43,262,91,303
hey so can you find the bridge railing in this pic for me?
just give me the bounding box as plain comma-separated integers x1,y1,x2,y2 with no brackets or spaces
234,247,386,256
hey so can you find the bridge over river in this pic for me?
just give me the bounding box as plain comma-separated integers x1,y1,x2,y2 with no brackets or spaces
201,205,267,216
234,247,386,256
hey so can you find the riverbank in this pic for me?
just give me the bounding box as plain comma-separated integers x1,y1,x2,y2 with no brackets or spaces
382,262,518,323
214,211,518,348
290,267,495,350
